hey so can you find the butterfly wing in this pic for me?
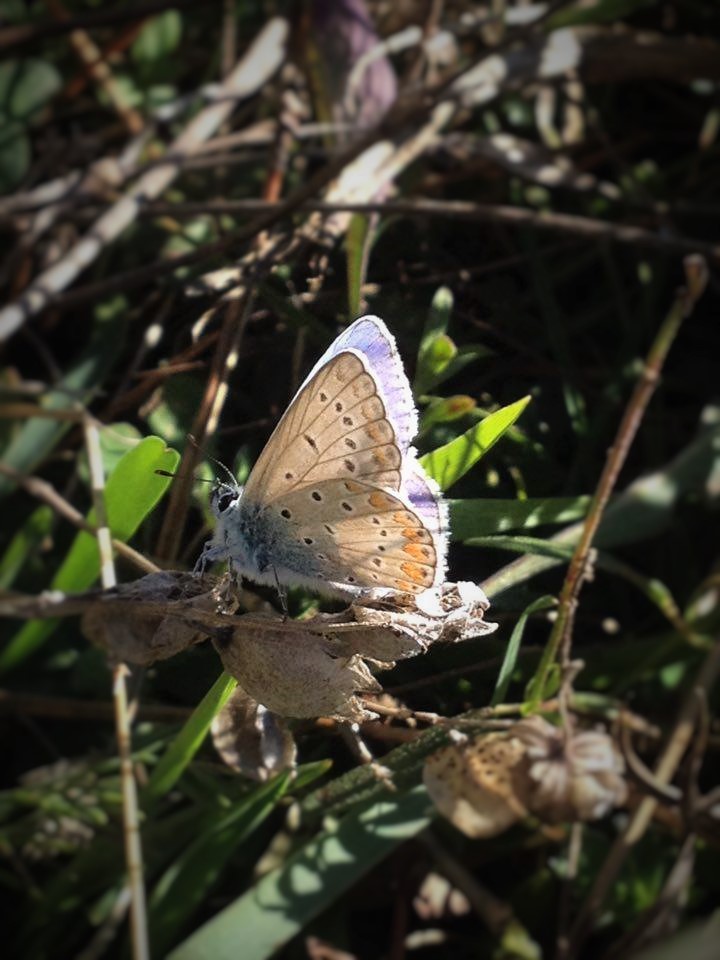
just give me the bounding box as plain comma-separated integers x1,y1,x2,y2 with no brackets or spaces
264,478,437,594
243,350,403,504
222,317,447,596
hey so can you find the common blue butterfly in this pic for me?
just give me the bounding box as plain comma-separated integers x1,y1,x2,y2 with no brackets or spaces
197,316,448,597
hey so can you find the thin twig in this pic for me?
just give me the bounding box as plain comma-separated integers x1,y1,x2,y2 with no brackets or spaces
529,255,709,710
0,17,289,341
0,461,158,574
568,638,720,954
82,418,149,960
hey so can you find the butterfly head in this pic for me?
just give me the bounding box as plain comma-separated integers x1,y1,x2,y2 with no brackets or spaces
209,480,242,519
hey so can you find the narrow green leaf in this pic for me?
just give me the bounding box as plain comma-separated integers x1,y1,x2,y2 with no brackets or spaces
420,396,531,490
346,213,372,318
0,314,126,498
144,671,237,802
0,436,178,673
491,595,556,706
0,505,53,588
169,786,433,960
149,774,291,956
450,496,590,540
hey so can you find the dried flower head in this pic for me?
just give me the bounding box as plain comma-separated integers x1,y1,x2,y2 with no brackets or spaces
424,717,627,838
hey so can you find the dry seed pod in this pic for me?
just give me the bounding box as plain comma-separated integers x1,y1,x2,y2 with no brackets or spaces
423,732,530,838
425,718,628,837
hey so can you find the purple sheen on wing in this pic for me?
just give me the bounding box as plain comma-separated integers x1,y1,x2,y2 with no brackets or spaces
403,456,449,585
301,315,418,450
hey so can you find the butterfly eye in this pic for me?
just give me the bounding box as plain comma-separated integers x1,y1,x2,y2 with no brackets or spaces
216,491,238,513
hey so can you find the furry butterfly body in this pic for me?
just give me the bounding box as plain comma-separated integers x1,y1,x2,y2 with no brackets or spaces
198,316,448,598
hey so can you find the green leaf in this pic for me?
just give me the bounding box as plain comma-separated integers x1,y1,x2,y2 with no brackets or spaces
149,774,291,956
132,11,183,62
0,121,29,193
548,0,658,29
491,595,556,706
144,671,237,803
450,496,591,540
169,785,433,960
0,505,53,589
0,59,61,122
0,437,179,673
419,394,476,434
0,310,126,498
420,396,531,490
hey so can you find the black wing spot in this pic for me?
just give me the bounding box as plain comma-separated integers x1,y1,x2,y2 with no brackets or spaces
380,529,387,536
341,501,353,511
324,524,334,534
372,558,382,567
344,438,357,449
303,537,314,545
343,416,353,426
344,459,356,473
335,401,343,412
280,508,291,519
347,576,356,583
372,517,380,525
285,471,294,480
378,545,386,552
319,391,328,401
372,574,379,581
304,434,318,451
317,553,327,561
312,491,322,501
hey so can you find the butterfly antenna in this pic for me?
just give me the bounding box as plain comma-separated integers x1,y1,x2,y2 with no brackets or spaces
154,469,213,483
187,434,237,486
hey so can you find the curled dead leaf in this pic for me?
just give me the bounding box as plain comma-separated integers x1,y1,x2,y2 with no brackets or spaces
211,687,296,781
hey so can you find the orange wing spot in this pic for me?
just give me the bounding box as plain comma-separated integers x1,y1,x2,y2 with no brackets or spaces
401,526,429,542
372,448,388,467
364,421,384,442
401,561,432,584
343,480,363,494
369,491,393,509
393,511,415,525
403,542,433,562
395,578,421,594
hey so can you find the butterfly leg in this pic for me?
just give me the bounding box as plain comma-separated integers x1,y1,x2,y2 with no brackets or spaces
272,566,289,619
193,540,226,575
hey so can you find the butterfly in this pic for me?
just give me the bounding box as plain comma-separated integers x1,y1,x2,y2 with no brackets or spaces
196,316,448,598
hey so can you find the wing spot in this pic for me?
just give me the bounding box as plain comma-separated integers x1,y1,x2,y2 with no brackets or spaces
304,434,318,451
335,401,343,412
372,558,382,567
312,491,322,501
380,529,387,537
347,576,356,583
285,471,294,480
317,553,327,561
372,574,379,581
344,459,356,473
324,524,334,534
344,438,357,449
280,508,291,519
378,545,386,551
319,391,328,402
341,501,353,511
303,537,314,545
343,416,353,426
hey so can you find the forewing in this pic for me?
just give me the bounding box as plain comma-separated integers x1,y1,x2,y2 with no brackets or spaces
243,352,403,504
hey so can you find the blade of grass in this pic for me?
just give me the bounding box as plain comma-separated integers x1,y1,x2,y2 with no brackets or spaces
168,785,434,960
144,671,237,803
491,595,556,706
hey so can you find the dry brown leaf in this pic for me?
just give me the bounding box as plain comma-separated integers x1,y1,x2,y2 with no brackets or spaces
211,686,297,780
